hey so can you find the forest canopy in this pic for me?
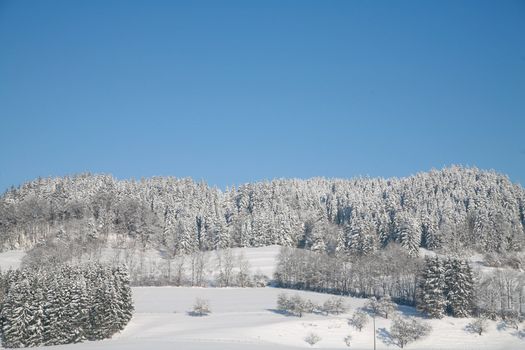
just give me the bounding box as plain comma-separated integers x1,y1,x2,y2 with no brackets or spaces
0,166,523,257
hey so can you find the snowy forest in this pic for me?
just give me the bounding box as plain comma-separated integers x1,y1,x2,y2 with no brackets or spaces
0,166,524,348
0,166,523,258
0,263,133,348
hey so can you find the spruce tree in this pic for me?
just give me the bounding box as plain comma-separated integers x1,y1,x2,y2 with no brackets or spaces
112,265,134,331
42,276,62,345
444,258,474,317
416,256,446,318
1,276,34,348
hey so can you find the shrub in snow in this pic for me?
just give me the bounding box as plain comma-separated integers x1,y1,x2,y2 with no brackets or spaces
501,309,520,330
390,316,431,348
276,293,309,317
322,296,347,315
348,310,368,331
303,299,320,314
252,272,270,287
277,293,291,312
304,332,321,346
343,334,352,347
290,294,307,317
191,298,211,316
468,317,488,335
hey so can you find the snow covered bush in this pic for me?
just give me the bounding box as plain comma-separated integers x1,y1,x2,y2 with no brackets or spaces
277,293,290,312
303,298,320,314
343,334,352,347
0,263,133,348
390,316,431,348
304,332,321,346
348,310,368,331
468,317,489,335
276,293,310,317
191,298,211,316
289,294,307,317
322,296,347,315
501,309,520,330
252,272,270,287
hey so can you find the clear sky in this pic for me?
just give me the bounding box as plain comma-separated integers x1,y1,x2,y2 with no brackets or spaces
0,0,524,191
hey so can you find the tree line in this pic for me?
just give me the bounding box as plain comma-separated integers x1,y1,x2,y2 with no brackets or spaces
273,246,525,319
0,166,523,259
274,245,419,305
0,263,133,348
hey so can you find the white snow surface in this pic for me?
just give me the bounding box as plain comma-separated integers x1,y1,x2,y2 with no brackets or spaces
25,286,524,350
0,250,25,270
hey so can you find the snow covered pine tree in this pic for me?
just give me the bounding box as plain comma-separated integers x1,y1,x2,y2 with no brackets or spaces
416,256,447,318
0,263,133,348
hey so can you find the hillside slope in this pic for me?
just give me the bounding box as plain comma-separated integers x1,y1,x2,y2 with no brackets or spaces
1,166,524,258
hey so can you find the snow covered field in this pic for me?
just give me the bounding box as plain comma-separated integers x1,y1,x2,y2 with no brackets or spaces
17,286,520,350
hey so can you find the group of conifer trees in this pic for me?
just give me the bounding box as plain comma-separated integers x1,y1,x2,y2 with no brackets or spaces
0,263,133,348
1,167,523,258
416,256,474,318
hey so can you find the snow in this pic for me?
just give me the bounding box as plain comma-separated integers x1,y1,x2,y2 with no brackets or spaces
0,250,25,270
17,286,523,350
0,247,523,349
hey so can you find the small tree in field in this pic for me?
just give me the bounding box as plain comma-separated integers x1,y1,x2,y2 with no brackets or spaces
192,298,211,316
365,296,381,316
343,334,352,347
379,295,396,319
469,317,488,335
348,310,368,331
304,299,319,314
390,316,431,348
323,296,347,315
276,293,308,317
277,293,290,312
290,294,307,317
304,332,321,346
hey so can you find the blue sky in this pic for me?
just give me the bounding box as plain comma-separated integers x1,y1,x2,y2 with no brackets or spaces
0,0,524,191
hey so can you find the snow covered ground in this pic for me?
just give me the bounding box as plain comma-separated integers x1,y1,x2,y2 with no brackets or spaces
19,286,523,350
0,249,25,270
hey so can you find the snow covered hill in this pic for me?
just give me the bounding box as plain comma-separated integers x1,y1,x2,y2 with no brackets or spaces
20,286,523,350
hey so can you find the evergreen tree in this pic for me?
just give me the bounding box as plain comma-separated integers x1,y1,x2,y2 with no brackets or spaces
394,213,421,256
444,258,474,317
416,256,446,318
1,276,34,348
113,265,134,330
